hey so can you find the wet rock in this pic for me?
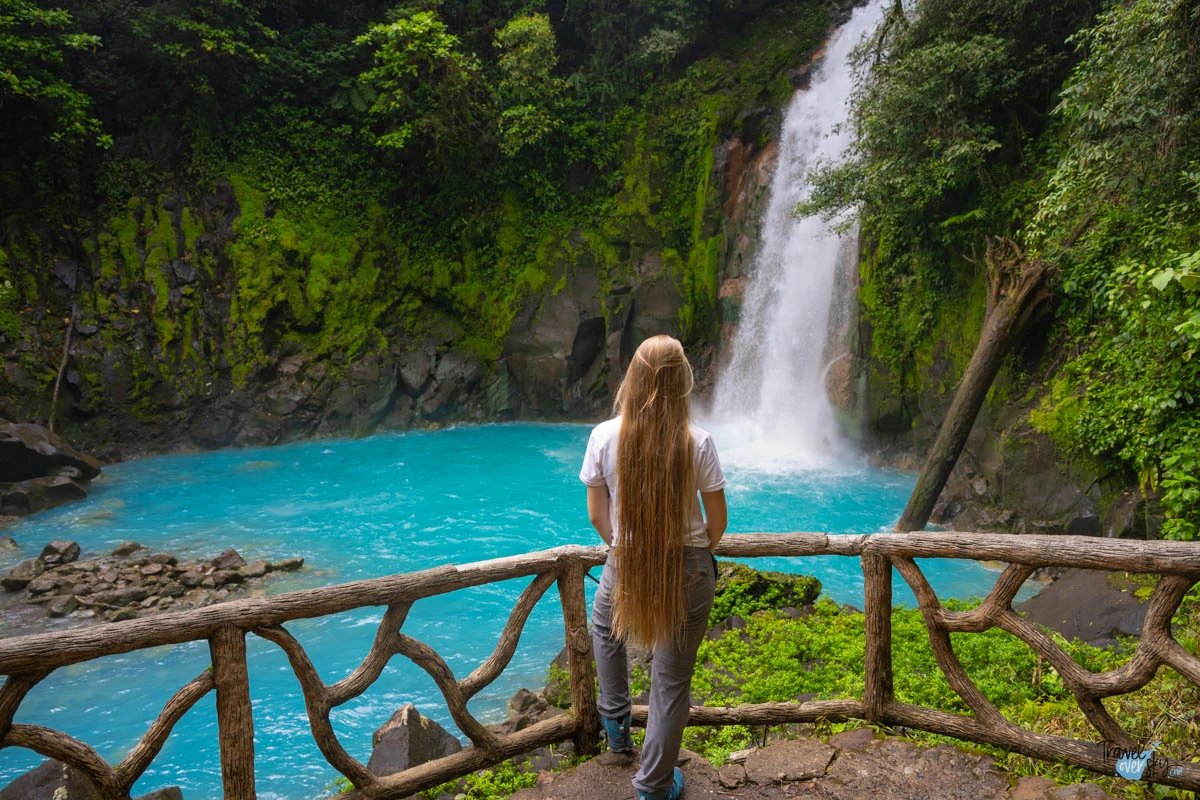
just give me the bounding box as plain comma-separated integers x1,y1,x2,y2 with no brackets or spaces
209,569,242,586
160,581,185,598
148,553,178,565
367,703,463,777
47,596,78,617
0,476,89,516
141,563,164,576
397,347,435,396
0,422,102,482
271,557,304,572
0,759,103,799
211,548,246,571
3,558,45,591
489,688,553,736
26,575,58,595
1017,569,1149,648
107,607,137,622
179,571,203,587
112,541,143,557
240,560,268,579
0,535,17,550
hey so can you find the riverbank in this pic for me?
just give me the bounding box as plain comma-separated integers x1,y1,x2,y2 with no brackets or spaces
0,540,303,635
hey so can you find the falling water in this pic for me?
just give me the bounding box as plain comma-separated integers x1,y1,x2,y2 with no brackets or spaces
706,0,886,471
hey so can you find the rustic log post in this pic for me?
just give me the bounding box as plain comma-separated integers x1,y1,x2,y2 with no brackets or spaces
557,561,600,755
861,552,893,720
210,626,257,800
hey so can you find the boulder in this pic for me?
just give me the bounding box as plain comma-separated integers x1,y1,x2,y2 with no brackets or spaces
39,540,80,566
366,704,463,777
209,569,242,586
211,548,246,571
3,558,45,591
543,647,572,708
711,562,821,622
397,348,435,396
0,759,183,800
47,595,79,617
0,535,18,550
26,575,58,595
0,476,89,516
239,560,267,579
1017,569,1150,648
112,541,143,557
178,571,204,587
0,422,103,482
271,557,304,572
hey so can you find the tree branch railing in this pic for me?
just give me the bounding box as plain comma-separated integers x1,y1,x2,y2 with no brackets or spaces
0,533,1197,799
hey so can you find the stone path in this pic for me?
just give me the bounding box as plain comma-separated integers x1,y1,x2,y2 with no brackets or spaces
510,729,1116,800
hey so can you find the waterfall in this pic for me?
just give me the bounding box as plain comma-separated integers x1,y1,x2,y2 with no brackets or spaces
705,0,886,471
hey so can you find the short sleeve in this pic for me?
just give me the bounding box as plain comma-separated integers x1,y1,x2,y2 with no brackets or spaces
579,428,608,486
695,434,726,493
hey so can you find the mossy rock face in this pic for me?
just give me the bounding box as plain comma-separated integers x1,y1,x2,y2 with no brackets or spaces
711,561,821,625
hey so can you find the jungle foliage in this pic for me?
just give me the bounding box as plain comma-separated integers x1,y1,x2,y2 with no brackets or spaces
0,0,827,423
802,0,1200,540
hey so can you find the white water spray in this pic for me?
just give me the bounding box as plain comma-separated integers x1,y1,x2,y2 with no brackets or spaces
704,0,886,471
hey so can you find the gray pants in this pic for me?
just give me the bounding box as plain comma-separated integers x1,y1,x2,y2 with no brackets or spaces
591,546,716,794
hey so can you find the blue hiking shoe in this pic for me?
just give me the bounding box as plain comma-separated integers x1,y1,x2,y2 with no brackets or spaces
636,767,684,800
601,711,633,754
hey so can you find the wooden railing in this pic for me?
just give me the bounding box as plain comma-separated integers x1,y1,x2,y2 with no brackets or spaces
0,532,1198,798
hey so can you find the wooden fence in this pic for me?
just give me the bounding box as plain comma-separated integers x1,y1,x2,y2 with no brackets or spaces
0,532,1198,799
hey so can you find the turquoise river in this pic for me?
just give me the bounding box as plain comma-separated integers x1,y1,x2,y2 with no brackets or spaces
0,424,1022,798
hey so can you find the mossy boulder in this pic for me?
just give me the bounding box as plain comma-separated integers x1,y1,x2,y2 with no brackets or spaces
710,562,821,625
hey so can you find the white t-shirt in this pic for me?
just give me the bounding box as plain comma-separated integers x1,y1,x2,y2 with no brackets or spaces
579,417,726,548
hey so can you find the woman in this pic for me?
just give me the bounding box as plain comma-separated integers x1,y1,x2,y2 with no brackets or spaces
579,335,728,800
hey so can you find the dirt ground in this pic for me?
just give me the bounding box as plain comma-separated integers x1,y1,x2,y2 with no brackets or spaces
509,729,1116,800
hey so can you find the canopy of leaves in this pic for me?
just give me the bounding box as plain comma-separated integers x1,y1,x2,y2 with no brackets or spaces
0,0,103,146
802,0,1097,251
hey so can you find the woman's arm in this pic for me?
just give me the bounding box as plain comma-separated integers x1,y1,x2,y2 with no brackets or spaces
701,489,727,552
587,484,614,545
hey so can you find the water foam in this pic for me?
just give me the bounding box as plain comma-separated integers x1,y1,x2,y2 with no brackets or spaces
705,0,887,472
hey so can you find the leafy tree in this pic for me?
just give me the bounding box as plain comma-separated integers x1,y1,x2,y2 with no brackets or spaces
128,0,278,95
494,13,564,156
0,0,104,146
802,0,1096,250
355,10,487,153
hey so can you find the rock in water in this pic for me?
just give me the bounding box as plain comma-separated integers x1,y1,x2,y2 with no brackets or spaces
0,476,88,516
2,558,45,591
0,759,183,799
0,422,102,482
40,540,80,566
112,541,144,557
367,703,463,777
210,548,246,571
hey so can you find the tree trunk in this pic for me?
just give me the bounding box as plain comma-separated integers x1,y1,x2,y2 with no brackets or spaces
896,238,1052,533
48,310,74,434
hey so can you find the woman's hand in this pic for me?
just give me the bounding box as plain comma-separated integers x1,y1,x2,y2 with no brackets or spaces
587,484,614,545
701,489,727,552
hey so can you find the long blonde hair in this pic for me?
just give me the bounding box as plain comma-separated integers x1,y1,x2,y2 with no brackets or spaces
610,335,696,648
